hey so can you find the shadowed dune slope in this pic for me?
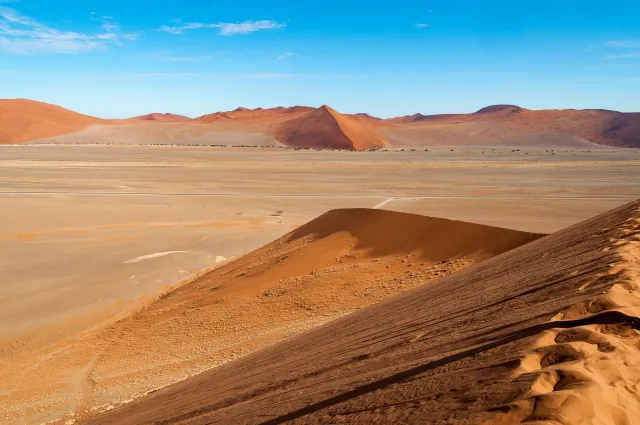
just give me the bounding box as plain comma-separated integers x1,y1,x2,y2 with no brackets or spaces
276,105,389,150
0,98,108,144
126,113,191,122
85,200,640,425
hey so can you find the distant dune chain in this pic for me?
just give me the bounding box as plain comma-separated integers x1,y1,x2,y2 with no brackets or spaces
2,99,640,148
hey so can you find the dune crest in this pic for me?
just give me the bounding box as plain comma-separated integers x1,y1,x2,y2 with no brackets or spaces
83,200,640,425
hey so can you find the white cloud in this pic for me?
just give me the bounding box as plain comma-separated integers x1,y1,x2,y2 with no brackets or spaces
159,20,285,36
130,72,295,79
277,51,293,60
604,52,640,60
0,6,136,54
605,40,640,48
414,23,430,28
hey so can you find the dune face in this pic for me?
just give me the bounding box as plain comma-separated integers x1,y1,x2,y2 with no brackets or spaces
85,200,640,425
126,113,191,122
276,105,389,150
0,99,107,144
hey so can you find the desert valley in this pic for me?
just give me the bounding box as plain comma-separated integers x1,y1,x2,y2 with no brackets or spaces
1,98,640,425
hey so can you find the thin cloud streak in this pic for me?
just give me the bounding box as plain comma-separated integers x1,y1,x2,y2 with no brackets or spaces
129,72,296,79
605,40,640,48
159,20,285,36
604,52,640,60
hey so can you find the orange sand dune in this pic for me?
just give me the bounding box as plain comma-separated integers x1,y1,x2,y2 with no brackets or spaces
0,98,109,144
126,113,191,122
6,98,640,148
85,200,640,425
276,105,389,150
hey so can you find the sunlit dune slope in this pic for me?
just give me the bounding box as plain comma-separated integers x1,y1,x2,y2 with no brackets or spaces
85,200,640,425
0,98,108,144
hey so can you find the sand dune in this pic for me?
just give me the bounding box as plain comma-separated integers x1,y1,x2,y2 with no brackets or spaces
384,105,640,148
84,200,640,425
0,209,542,423
275,105,389,149
0,98,108,144
195,106,314,122
126,113,191,122
5,98,639,148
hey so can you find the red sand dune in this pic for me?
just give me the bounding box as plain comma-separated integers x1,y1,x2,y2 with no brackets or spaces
275,105,389,150
194,106,314,123
353,112,383,121
386,105,640,148
126,113,191,122
0,98,108,144
85,200,640,425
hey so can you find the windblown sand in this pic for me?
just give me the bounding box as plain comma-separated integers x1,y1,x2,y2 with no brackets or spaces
1,145,639,424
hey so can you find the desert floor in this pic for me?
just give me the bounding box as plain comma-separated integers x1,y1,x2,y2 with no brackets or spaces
1,145,639,423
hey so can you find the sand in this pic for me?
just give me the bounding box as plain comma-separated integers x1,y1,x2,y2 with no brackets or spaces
0,209,540,424
84,199,640,425
1,145,639,424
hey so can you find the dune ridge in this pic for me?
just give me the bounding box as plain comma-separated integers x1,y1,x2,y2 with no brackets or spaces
83,200,640,425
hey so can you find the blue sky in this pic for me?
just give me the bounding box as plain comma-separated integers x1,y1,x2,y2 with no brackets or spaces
1,0,639,118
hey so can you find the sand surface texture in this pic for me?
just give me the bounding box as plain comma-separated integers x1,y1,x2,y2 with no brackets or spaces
86,200,640,425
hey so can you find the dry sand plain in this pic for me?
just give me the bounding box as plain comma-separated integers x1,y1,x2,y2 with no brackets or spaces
1,145,639,424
